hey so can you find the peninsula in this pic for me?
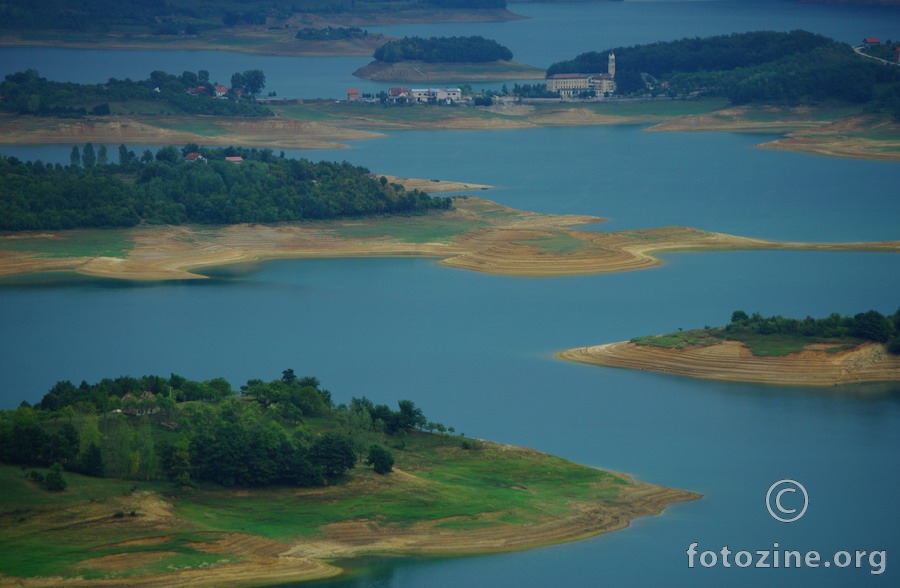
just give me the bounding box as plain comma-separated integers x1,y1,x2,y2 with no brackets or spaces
558,310,900,386
0,372,699,586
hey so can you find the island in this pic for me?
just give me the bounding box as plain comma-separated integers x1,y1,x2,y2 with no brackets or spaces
558,310,900,386
352,35,544,81
0,371,699,586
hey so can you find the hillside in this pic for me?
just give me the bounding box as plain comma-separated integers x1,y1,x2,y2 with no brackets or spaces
0,371,698,585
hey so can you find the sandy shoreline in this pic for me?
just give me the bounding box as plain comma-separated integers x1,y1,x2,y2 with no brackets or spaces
558,340,900,386
2,198,899,282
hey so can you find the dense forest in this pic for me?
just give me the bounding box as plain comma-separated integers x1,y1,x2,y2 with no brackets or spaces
0,145,451,230
547,30,900,116
0,370,457,488
373,36,513,63
0,69,271,118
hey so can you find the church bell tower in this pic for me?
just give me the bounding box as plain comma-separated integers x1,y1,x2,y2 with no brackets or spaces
608,52,616,78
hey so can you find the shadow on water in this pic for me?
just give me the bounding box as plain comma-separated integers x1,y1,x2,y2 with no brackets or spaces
0,264,266,289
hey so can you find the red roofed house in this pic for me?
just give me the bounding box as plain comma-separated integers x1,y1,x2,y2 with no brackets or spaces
863,37,881,47
214,84,228,97
184,152,206,162
347,89,361,101
225,156,243,163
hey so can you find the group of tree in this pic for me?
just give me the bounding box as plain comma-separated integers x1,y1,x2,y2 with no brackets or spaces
726,308,900,353
0,69,272,118
0,370,460,489
0,144,452,230
546,30,900,117
373,36,513,63
295,26,369,41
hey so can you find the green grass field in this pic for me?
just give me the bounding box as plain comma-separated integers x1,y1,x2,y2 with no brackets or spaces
631,327,866,356
330,215,489,243
0,428,630,581
0,230,134,258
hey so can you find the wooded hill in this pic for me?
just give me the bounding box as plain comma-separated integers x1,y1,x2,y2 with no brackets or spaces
548,30,900,116
0,146,451,230
0,370,446,488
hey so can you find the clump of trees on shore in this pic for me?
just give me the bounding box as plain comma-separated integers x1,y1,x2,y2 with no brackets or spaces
725,309,900,353
0,69,271,118
547,30,900,117
0,370,461,488
0,145,451,230
373,35,513,63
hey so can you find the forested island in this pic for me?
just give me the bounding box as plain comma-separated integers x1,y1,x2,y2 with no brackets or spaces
548,30,900,117
559,309,900,386
354,35,543,81
373,35,512,62
0,370,698,585
0,146,450,230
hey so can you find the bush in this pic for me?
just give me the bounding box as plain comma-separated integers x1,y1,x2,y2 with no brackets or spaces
366,444,394,474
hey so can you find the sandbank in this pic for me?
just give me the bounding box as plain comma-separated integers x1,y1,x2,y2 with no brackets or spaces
558,340,900,386
2,198,900,282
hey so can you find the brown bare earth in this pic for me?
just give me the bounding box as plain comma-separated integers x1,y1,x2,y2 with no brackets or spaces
646,106,900,161
1,102,897,159
558,340,900,386
0,114,385,150
2,197,899,282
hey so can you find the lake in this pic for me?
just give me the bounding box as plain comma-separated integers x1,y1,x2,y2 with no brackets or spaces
2,1,900,586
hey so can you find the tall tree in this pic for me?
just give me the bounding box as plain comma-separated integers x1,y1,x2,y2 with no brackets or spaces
81,142,96,167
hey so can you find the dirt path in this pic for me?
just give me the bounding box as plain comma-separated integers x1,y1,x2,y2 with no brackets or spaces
558,340,900,386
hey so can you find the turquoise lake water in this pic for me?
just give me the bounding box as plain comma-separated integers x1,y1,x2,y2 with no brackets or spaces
2,1,900,585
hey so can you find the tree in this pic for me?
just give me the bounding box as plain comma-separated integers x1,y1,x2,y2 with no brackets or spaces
97,145,108,165
242,70,266,96
82,142,96,167
310,432,356,479
44,463,67,491
70,145,80,167
282,368,297,385
230,71,245,92
731,310,749,324
78,442,105,477
366,444,394,474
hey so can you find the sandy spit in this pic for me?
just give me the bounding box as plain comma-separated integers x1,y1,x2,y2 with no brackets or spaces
2,198,900,282
558,340,900,386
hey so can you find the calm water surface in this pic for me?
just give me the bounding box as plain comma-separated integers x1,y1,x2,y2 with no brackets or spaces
2,1,900,586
